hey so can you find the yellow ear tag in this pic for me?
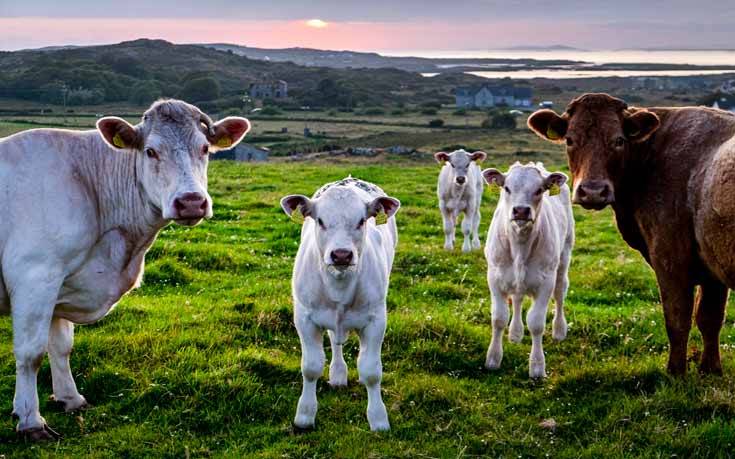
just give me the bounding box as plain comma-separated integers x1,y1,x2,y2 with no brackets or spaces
374,211,388,226
549,184,561,196
546,126,560,140
112,133,126,148
216,137,233,149
290,208,305,224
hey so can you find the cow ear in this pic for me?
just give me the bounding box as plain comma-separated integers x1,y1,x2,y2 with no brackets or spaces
367,196,400,223
97,117,141,150
527,110,568,143
470,151,487,162
434,152,450,163
482,168,505,187
544,172,568,195
624,110,659,143
207,117,251,152
280,194,312,223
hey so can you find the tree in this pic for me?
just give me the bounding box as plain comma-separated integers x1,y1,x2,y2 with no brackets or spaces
178,77,220,102
428,119,445,128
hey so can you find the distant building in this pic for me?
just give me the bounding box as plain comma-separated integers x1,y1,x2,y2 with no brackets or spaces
454,85,533,108
719,79,735,95
631,76,708,92
249,80,288,99
213,144,270,162
712,95,735,113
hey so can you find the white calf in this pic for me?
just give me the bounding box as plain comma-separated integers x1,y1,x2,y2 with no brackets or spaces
435,149,486,252
280,177,400,432
482,162,574,378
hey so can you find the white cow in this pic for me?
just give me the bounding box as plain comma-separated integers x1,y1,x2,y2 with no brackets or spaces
0,99,250,440
435,149,487,252
280,177,400,432
482,162,574,378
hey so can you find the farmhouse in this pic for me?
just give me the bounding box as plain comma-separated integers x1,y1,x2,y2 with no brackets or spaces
249,80,288,99
712,95,735,113
454,85,533,108
213,143,270,162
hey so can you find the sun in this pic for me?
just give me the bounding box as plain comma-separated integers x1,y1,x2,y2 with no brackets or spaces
305,19,329,29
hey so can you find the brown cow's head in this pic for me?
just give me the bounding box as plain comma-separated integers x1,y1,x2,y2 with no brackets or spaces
527,93,660,210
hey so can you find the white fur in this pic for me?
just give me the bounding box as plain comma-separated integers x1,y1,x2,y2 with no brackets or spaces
483,162,574,378
436,150,485,252
0,100,248,437
281,178,399,432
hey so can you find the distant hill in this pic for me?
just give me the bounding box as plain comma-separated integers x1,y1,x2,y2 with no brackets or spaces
0,39,484,110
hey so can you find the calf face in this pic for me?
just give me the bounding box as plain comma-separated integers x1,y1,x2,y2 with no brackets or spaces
483,163,567,232
527,93,659,209
97,100,250,225
435,150,487,186
281,188,400,278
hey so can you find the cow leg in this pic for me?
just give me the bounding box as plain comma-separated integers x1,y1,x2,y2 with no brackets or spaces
552,254,571,342
486,284,509,369
358,315,389,431
440,204,456,250
294,314,324,430
471,206,482,250
508,293,524,343
695,278,728,375
461,211,473,253
327,330,348,387
48,317,88,411
655,272,694,376
9,273,62,440
527,284,553,378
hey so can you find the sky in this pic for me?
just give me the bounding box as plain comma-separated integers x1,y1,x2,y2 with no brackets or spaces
1,1,734,52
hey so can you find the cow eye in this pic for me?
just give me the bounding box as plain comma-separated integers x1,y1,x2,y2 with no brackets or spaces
317,218,325,228
504,186,511,194
357,218,366,229
145,148,159,160
201,145,209,155
449,163,455,168
566,137,574,146
615,137,626,148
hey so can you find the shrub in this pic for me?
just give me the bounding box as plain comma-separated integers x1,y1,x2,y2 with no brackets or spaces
428,119,445,128
363,107,386,116
260,106,282,116
421,108,438,116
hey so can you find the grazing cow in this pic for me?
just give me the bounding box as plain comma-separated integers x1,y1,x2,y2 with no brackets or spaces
435,149,487,252
482,162,573,378
527,92,735,376
0,100,250,439
280,177,400,432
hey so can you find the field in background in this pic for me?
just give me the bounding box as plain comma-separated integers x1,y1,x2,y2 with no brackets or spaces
2,120,735,458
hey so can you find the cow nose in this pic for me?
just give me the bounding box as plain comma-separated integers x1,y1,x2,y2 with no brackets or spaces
173,192,208,219
330,249,354,266
512,206,532,221
575,180,615,208
456,176,466,184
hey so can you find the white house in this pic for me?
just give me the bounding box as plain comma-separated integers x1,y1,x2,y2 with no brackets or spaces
249,80,288,99
455,85,533,109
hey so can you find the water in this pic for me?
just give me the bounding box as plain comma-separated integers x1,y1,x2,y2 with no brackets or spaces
383,49,735,79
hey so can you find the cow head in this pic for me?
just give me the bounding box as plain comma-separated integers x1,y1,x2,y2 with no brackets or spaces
97,99,250,226
280,187,400,279
527,93,660,210
483,162,567,234
435,149,487,186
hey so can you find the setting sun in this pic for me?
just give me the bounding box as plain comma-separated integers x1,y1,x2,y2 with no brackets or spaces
305,19,329,29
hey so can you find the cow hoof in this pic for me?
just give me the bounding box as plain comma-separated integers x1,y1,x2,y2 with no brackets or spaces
699,359,723,376
50,394,90,413
472,240,481,250
328,377,348,388
552,321,568,342
485,353,503,370
529,365,546,379
19,424,61,442
444,244,454,251
508,328,524,343
293,420,315,433
369,420,391,432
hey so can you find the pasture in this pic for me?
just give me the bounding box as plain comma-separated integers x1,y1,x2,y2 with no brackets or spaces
1,127,735,458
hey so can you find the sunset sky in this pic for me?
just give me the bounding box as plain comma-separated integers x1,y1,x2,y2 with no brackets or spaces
1,1,734,52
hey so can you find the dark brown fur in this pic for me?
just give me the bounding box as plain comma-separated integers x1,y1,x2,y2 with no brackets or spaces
528,93,735,375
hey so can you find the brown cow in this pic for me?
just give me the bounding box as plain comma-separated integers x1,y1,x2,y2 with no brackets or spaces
527,93,735,376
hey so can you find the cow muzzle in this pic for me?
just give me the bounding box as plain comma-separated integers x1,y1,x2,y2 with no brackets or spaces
574,180,615,210
171,192,210,225
455,176,466,185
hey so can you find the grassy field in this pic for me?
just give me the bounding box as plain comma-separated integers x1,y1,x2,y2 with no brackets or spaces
2,121,735,458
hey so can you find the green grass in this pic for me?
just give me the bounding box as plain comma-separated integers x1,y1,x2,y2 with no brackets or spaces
3,132,735,458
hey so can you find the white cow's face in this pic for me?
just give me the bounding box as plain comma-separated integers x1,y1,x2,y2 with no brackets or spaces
483,163,567,233
281,188,400,279
435,149,486,186
96,100,250,226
